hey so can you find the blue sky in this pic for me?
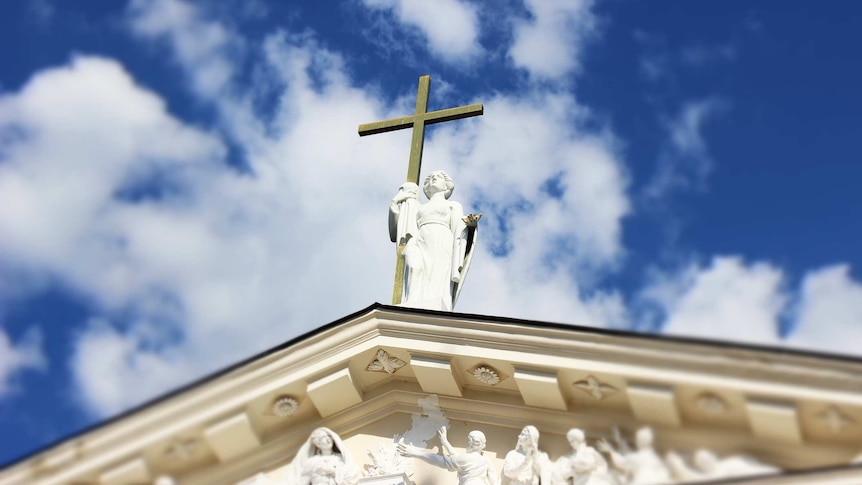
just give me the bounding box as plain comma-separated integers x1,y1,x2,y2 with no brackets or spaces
2,0,862,466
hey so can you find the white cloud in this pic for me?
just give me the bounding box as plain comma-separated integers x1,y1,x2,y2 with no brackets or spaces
644,98,725,200
128,0,237,97
640,257,785,345
509,0,597,81
359,0,481,62
0,328,45,397
787,265,862,356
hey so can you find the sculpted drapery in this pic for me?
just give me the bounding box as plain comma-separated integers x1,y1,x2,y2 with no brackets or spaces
389,171,478,311
289,428,359,485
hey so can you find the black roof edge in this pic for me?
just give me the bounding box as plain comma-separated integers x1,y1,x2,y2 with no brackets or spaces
4,302,862,469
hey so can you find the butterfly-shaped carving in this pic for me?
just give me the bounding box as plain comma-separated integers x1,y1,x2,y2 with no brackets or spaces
573,375,618,400
366,349,407,374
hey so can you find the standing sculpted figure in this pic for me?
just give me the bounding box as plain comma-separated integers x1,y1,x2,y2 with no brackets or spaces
552,429,616,485
389,171,480,311
596,427,670,485
502,426,550,485
397,427,498,485
289,428,360,485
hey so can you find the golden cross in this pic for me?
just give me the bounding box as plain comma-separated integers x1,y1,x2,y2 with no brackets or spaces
358,75,483,304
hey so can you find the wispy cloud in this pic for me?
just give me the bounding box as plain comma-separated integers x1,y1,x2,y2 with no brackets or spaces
0,328,45,397
357,0,481,63
644,97,726,201
508,0,597,82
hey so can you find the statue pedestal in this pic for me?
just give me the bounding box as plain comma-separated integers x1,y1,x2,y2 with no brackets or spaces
359,473,410,485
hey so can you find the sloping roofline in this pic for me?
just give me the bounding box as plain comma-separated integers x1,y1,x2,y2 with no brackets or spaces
4,301,860,469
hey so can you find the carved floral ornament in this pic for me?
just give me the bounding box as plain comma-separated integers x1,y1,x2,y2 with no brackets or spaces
366,349,407,374
272,395,299,417
472,365,501,385
573,375,618,400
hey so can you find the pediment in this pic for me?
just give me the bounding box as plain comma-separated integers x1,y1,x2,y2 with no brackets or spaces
4,304,862,484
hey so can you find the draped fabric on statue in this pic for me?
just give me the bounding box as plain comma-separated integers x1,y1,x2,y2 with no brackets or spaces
389,182,477,311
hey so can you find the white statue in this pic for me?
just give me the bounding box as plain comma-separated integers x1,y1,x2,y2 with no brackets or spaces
290,427,360,485
397,427,498,485
666,449,779,482
389,171,480,311
502,425,550,485
552,429,616,485
597,427,670,485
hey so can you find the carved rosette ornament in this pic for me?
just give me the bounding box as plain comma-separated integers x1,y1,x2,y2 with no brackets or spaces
472,366,501,385
573,375,617,400
272,396,299,417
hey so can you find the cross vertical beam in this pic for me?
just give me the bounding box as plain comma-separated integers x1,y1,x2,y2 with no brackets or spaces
358,75,483,304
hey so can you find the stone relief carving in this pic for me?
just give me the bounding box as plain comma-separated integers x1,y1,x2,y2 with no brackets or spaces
666,449,779,482
389,171,480,311
472,365,501,385
289,427,360,485
232,397,789,485
597,427,671,485
551,429,615,485
363,394,449,478
164,438,197,461
272,395,299,417
153,477,177,485
818,405,854,432
366,349,407,375
573,375,617,400
397,427,498,485
695,392,728,415
502,425,550,485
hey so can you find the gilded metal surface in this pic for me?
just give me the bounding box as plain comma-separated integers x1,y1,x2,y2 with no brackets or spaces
358,75,484,304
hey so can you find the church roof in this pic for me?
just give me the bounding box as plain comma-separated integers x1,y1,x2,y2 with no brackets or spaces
4,303,862,484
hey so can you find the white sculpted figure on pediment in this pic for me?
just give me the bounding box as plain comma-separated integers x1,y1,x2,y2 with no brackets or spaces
552,429,616,485
289,427,360,485
390,171,480,311
597,427,671,485
502,426,551,485
398,427,498,485
363,395,450,478
666,449,779,482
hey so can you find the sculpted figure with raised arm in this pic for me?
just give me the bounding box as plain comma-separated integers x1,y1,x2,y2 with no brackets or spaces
596,427,670,485
552,429,616,485
397,427,498,485
389,171,480,311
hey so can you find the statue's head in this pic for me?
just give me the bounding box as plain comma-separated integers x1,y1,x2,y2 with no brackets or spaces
311,428,335,454
517,425,540,451
635,427,654,450
466,430,487,452
566,428,585,448
423,171,454,199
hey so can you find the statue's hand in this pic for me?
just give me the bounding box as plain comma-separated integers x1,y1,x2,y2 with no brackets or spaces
596,439,613,454
396,441,419,457
463,213,483,227
394,183,420,203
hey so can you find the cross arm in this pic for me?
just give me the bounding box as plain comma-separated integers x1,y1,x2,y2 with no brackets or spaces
423,103,484,126
358,116,416,136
